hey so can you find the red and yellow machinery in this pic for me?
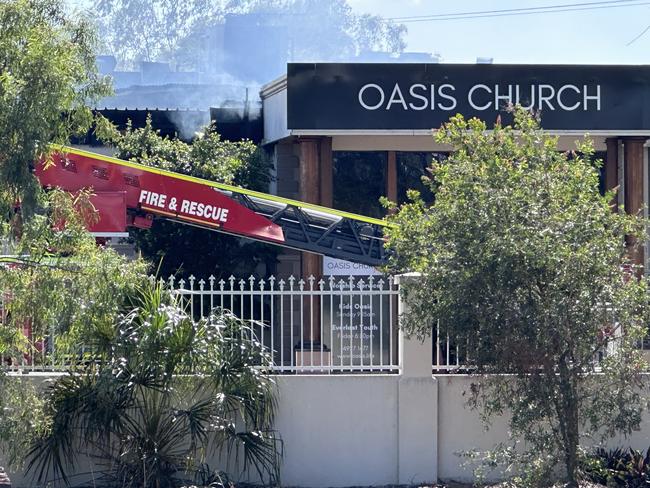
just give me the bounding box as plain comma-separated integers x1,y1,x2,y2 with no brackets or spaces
35,147,388,266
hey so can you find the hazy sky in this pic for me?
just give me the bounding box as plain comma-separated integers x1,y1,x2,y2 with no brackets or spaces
69,0,650,65
348,0,650,64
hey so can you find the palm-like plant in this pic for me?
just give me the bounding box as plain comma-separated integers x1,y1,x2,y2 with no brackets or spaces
26,281,281,487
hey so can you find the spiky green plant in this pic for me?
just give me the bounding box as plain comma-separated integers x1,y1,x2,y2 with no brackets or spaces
26,280,281,487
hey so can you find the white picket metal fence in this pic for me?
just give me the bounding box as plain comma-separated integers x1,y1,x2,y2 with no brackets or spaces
5,270,649,374
432,322,469,373
0,274,400,374
169,274,400,374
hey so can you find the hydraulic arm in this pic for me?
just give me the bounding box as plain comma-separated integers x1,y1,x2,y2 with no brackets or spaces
35,147,389,266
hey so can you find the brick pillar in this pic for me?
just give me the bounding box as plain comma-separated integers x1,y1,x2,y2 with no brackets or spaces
605,137,619,211
623,137,646,270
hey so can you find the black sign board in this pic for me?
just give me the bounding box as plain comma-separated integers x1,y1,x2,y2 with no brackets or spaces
287,63,650,131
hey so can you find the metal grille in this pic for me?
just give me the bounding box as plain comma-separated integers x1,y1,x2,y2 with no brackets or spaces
0,275,400,374
169,274,400,374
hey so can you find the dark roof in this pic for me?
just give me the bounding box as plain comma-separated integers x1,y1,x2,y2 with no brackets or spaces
96,83,258,112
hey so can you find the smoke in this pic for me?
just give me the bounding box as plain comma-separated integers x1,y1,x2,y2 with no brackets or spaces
166,110,210,141
91,1,433,137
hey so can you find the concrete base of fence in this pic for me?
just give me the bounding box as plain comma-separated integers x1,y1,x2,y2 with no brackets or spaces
274,374,438,487
5,371,650,488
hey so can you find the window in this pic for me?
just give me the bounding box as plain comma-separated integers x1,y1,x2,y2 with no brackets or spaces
333,151,387,218
397,152,447,205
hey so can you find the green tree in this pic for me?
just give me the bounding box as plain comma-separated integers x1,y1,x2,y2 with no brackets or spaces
0,0,111,216
97,116,277,279
0,2,152,472
26,281,281,487
0,189,148,360
0,189,149,475
385,108,650,487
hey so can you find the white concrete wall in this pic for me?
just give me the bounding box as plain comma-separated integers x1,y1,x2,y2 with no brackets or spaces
436,376,512,482
272,335,438,487
4,369,650,487
274,375,400,486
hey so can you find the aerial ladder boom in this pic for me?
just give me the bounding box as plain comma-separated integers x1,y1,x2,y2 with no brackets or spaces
35,147,389,266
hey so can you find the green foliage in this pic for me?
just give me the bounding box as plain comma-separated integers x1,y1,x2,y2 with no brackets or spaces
98,115,268,187
25,280,281,487
385,107,650,486
460,442,558,488
0,374,48,471
97,116,277,279
0,0,111,216
0,189,148,363
581,447,650,487
92,0,406,70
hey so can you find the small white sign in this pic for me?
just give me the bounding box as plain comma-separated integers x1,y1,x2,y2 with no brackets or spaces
322,256,381,276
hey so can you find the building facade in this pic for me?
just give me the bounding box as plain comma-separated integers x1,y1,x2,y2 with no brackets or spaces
262,63,650,277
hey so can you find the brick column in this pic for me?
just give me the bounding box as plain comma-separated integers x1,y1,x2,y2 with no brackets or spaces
623,137,647,270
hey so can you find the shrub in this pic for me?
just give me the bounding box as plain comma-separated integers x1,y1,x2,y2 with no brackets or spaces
581,447,650,487
25,280,282,487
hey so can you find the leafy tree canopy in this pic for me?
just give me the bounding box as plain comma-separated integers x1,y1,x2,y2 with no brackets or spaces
385,107,650,487
0,1,150,467
0,189,148,357
97,116,278,279
0,0,148,364
0,0,111,215
0,188,149,471
92,0,407,70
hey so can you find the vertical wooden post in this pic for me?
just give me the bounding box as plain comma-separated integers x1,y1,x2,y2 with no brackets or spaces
299,138,320,205
387,151,397,206
299,137,321,283
605,137,619,211
386,151,399,361
320,137,333,208
623,137,646,271
298,137,327,353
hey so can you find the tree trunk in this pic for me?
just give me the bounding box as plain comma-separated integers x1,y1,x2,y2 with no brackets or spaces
557,357,580,487
564,408,579,488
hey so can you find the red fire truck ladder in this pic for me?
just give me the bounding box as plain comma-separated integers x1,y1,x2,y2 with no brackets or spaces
35,147,389,267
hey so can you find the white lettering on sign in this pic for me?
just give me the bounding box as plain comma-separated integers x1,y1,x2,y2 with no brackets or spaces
583,84,601,110
468,84,492,110
386,83,408,110
357,83,602,112
358,83,384,110
138,190,167,209
438,83,457,110
138,189,229,224
408,83,428,110
557,84,581,111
